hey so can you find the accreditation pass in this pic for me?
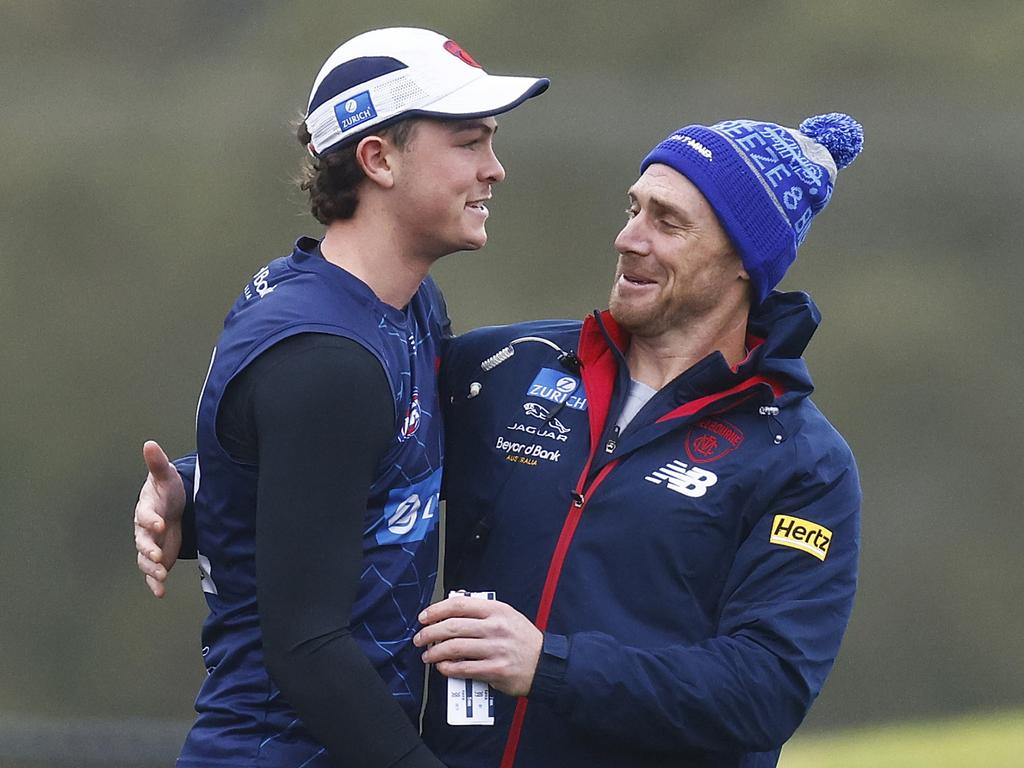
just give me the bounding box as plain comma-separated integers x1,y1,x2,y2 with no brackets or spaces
446,590,496,726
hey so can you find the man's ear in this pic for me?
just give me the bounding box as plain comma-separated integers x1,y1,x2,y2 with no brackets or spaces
729,248,749,283
729,250,752,305
355,135,396,189
735,259,753,306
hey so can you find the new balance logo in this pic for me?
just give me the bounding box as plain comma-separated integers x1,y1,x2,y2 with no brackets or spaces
645,460,718,498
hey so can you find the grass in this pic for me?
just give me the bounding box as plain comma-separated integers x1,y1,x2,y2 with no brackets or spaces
780,709,1024,768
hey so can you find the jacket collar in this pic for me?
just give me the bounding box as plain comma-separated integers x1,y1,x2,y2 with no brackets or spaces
577,290,820,427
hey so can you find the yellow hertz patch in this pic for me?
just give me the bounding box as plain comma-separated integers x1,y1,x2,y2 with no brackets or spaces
770,515,833,561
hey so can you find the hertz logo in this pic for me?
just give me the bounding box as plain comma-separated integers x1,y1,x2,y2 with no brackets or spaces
770,515,832,561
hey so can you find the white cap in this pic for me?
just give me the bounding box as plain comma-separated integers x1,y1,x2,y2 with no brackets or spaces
305,27,549,156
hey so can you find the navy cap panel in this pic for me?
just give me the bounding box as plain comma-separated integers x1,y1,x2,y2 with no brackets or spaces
308,56,408,113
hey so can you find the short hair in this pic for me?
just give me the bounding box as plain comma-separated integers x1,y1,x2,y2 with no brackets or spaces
295,119,418,225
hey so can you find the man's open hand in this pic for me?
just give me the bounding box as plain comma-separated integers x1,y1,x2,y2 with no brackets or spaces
133,440,186,598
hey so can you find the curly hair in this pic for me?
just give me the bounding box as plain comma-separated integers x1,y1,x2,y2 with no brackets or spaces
296,119,418,225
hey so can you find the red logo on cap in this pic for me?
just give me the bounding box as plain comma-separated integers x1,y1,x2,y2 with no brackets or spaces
444,40,482,68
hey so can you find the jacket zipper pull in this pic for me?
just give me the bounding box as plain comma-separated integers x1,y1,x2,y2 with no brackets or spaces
604,425,620,454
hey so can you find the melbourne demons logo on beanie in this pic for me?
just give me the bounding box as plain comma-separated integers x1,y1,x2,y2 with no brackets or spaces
685,417,744,463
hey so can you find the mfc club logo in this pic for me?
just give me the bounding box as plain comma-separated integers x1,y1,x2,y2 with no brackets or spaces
400,389,422,440
443,39,482,68
685,417,744,463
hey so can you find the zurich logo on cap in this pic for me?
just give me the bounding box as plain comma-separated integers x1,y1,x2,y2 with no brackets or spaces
334,90,377,133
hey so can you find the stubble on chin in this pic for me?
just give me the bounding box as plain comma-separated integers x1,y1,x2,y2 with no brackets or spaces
609,288,656,338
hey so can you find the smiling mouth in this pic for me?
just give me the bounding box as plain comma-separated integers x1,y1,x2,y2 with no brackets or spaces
622,273,655,286
466,199,490,213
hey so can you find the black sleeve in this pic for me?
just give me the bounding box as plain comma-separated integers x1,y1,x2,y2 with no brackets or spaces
172,455,197,560
229,333,444,768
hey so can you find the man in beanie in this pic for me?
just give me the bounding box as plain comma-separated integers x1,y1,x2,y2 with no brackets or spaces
415,113,864,768
132,27,547,768
137,112,863,768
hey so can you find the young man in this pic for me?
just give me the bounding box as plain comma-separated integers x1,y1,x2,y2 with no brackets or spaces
135,27,547,768
139,113,864,767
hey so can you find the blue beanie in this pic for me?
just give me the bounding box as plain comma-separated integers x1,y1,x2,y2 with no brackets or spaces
640,113,864,306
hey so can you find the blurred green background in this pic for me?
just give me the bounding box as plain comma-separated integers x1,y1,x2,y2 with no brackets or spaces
1,0,1022,763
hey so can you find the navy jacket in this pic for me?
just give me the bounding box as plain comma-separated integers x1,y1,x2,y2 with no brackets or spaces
424,291,860,768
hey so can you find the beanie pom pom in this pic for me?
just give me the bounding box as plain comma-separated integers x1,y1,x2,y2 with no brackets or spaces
799,113,863,170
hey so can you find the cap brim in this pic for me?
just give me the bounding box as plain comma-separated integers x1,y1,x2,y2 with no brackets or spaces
311,73,549,155
413,74,549,120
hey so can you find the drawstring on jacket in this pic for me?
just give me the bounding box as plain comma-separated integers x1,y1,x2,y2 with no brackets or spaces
467,336,582,426
759,405,787,445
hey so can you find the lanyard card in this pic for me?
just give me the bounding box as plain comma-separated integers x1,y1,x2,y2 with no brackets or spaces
446,590,496,726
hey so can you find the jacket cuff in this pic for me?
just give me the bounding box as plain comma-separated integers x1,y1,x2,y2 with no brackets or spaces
529,632,570,706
